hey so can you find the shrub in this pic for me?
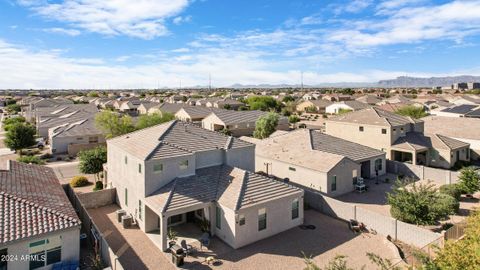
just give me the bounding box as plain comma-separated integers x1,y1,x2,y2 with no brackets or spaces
70,176,90,187
432,193,459,216
439,184,462,201
93,181,104,191
459,167,480,194
17,155,45,165
20,148,40,156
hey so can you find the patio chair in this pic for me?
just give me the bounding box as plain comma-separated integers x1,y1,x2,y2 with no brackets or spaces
180,239,194,255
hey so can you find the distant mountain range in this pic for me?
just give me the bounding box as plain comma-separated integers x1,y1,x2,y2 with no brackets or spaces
227,75,480,89
378,75,480,87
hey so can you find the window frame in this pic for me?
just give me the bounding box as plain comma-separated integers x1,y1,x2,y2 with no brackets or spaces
258,208,267,231
216,206,222,229
291,199,299,219
331,175,337,191
153,163,163,173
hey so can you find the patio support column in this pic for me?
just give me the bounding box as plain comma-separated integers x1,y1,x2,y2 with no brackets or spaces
412,151,417,165
160,215,168,251
208,204,215,236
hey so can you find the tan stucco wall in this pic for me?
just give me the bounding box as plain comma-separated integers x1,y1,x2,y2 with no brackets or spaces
1,227,80,270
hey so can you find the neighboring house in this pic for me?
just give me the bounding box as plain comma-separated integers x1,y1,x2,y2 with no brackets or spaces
106,121,304,251
423,116,480,160
148,103,187,116
451,95,480,106
431,104,480,118
23,98,74,121
165,95,185,104
356,95,383,105
48,117,106,155
175,106,217,122
201,110,289,136
322,94,352,102
35,104,98,138
325,107,470,169
378,95,412,105
118,100,142,115
296,100,332,113
208,99,244,110
242,129,385,196
138,102,160,115
325,101,370,114
0,161,81,270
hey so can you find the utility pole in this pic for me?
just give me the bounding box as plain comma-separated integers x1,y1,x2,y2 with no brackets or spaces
264,162,272,175
301,71,304,91
209,73,212,91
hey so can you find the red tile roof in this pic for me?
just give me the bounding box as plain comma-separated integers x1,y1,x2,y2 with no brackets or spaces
0,161,80,244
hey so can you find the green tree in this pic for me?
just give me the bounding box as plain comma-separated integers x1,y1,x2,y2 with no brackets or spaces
282,95,295,103
288,115,300,124
6,104,21,114
87,91,99,97
395,105,428,119
253,112,279,139
95,111,136,138
245,96,281,111
78,146,107,183
434,210,480,269
387,180,457,225
136,112,175,130
4,123,36,153
458,167,480,195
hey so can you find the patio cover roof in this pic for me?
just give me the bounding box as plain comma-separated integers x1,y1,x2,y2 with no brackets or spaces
145,165,302,215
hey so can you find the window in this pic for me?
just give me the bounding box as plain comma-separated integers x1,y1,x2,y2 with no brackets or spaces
179,160,189,170
138,200,142,220
400,128,404,132
138,164,142,173
375,159,383,171
28,237,62,270
292,199,299,219
359,126,364,132
88,136,98,143
393,128,396,132
76,137,83,141
331,175,337,191
239,214,245,226
153,163,163,173
216,206,222,229
381,129,387,134
258,208,267,231
125,188,128,206
289,167,296,172
124,156,128,164
168,214,183,225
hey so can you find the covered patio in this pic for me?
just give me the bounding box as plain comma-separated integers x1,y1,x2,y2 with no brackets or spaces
391,132,430,165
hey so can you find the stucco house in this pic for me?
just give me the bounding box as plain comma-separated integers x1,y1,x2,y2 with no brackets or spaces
325,107,470,169
36,104,98,138
242,129,386,196
175,106,217,122
201,110,289,136
105,120,304,251
48,116,106,155
325,101,370,114
0,161,81,270
296,100,332,113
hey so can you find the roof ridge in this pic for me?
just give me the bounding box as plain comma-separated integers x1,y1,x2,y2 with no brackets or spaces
235,170,249,211
434,133,452,150
225,136,233,149
108,120,177,143
162,180,177,213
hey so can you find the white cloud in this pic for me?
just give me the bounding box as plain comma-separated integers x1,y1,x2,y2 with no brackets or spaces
333,0,373,14
173,15,192,25
43,27,81,36
19,0,191,39
0,39,477,89
327,1,480,51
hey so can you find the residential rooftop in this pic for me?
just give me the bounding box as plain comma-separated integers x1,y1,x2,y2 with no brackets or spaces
0,161,80,245
422,116,480,141
108,120,253,161
145,165,302,214
328,107,420,127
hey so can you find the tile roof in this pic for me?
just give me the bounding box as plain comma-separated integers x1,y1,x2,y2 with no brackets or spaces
50,116,102,138
145,165,302,213
156,103,188,114
391,132,469,151
206,110,288,125
176,106,218,119
0,161,80,245
328,107,419,127
108,120,253,160
441,104,478,114
310,130,385,162
423,116,480,140
356,95,382,105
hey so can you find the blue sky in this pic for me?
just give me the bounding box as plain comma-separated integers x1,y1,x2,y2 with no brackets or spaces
1,0,480,88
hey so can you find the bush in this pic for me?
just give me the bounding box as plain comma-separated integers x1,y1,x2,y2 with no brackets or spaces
432,193,459,216
439,184,462,201
20,148,40,156
17,155,45,165
459,167,480,194
70,176,90,187
40,153,53,159
93,181,104,191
